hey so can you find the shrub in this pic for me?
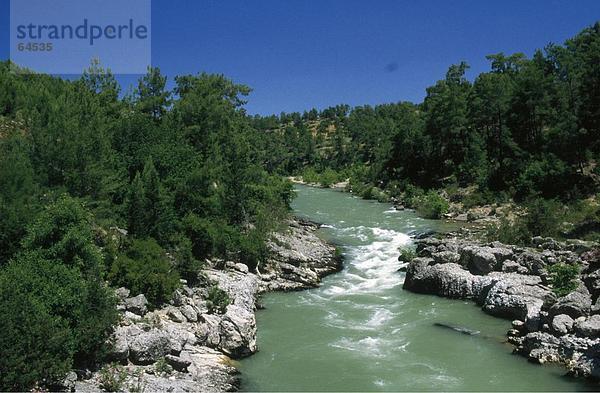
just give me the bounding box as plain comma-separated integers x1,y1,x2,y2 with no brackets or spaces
206,285,231,314
238,230,268,272
486,199,566,245
402,184,425,208
415,191,449,219
0,253,117,391
108,238,179,307
522,198,565,238
548,263,580,297
21,195,104,275
172,235,202,285
98,363,128,392
515,157,574,200
486,217,531,246
398,247,416,262
183,213,236,261
154,357,173,376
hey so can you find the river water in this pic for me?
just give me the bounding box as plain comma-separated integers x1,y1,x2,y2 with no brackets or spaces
240,185,592,391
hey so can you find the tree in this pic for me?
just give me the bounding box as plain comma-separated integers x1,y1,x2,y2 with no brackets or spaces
108,238,179,306
21,195,104,276
137,66,170,121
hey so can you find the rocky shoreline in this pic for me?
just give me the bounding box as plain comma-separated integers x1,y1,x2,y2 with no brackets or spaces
403,233,600,380
74,219,341,392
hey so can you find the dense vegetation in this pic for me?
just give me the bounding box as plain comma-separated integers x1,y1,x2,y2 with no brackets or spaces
251,23,600,229
0,60,291,389
0,22,598,391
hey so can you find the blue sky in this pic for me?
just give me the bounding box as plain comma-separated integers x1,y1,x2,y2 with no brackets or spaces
1,0,599,115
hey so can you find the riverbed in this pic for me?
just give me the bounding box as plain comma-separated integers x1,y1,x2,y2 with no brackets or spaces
240,185,591,391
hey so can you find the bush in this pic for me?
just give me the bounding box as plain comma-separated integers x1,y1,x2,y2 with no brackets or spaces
108,238,179,307
21,195,104,275
486,198,566,245
237,230,268,272
486,217,531,245
415,191,449,219
522,198,565,238
98,363,128,392
515,157,574,200
154,357,173,376
0,253,117,391
183,213,236,261
548,263,580,297
172,235,203,285
206,285,230,314
402,184,425,208
398,247,416,262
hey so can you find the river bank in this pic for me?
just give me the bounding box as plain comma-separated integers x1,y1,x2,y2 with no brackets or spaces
403,233,600,380
74,218,340,392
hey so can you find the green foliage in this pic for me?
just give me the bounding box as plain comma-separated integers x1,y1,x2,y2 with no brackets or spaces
206,285,231,314
522,198,565,239
173,235,203,285
487,198,567,244
21,195,104,275
402,184,425,208
398,247,416,262
108,238,179,307
250,24,600,214
0,130,38,263
414,191,450,219
98,363,128,392
126,159,175,243
548,263,580,297
486,217,531,246
0,253,117,391
154,357,173,376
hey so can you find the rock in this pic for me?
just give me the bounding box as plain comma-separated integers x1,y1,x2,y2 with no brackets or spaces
115,287,130,301
164,354,192,372
217,305,257,358
233,263,249,274
128,328,182,365
551,314,574,335
502,260,521,273
267,219,341,281
565,239,594,254
124,294,148,316
512,320,525,331
180,305,198,322
124,311,142,322
481,273,548,323
490,247,514,264
431,251,461,265
168,307,187,323
592,299,600,315
171,289,185,306
109,328,129,363
516,252,546,275
575,315,600,338
62,371,78,392
550,287,592,319
583,269,600,301
460,246,498,275
404,260,491,299
278,262,320,288
520,332,561,363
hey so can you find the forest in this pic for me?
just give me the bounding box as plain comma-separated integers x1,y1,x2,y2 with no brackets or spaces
0,22,598,391
258,23,600,202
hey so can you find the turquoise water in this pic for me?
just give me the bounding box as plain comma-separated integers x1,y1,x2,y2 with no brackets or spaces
240,185,593,391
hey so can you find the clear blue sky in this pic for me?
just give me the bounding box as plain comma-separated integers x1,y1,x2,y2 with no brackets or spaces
1,0,599,115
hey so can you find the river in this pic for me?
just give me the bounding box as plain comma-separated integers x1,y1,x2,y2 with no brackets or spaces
240,184,592,391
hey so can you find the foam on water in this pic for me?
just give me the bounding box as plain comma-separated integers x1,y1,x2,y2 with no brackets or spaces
322,226,410,296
